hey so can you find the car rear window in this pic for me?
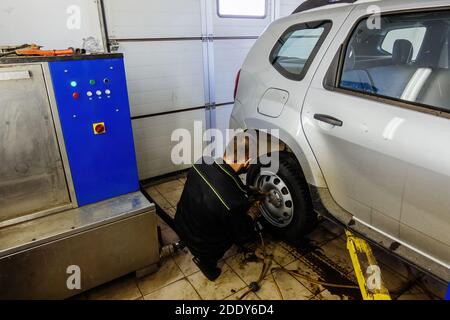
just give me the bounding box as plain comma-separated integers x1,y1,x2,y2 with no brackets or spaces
270,20,332,81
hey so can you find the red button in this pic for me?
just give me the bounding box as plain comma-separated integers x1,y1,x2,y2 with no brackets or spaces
95,124,105,134
73,92,79,99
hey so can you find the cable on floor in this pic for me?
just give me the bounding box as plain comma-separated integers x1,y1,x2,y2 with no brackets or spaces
238,231,360,300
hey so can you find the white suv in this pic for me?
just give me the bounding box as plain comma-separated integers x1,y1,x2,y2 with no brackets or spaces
231,0,450,283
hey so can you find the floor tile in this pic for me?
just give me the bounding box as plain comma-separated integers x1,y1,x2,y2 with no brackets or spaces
138,257,184,296
173,248,199,277
314,289,353,300
145,186,161,199
157,216,170,231
161,226,180,246
164,189,183,207
225,250,278,285
150,193,173,211
319,237,355,275
187,265,247,300
144,279,201,300
282,258,360,300
164,207,177,219
222,245,241,260
255,270,314,300
320,220,345,237
86,275,141,300
256,241,296,267
397,285,437,300
306,224,340,246
416,275,447,300
376,263,408,294
372,246,414,280
225,288,260,300
155,180,184,195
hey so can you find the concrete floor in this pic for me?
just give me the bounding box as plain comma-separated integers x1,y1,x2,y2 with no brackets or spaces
74,173,447,300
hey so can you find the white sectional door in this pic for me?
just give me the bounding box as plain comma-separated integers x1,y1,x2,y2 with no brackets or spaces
101,0,304,179
207,0,274,136
102,0,207,179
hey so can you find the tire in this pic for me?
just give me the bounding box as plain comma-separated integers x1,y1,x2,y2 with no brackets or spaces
247,152,317,245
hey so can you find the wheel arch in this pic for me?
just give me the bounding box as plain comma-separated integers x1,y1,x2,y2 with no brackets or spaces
236,118,326,189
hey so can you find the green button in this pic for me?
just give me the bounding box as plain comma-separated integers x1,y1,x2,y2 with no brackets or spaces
89,80,96,85
70,81,77,87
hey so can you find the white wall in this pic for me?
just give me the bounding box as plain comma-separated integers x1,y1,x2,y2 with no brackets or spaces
278,0,304,18
0,0,104,50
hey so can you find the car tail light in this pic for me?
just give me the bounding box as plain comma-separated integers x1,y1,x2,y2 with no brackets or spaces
234,69,241,101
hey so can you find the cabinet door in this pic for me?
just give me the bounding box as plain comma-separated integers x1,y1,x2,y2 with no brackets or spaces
0,64,70,223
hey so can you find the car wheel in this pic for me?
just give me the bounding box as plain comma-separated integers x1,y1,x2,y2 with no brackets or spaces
247,152,316,244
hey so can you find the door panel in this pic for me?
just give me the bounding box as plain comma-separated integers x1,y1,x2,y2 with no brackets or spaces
120,41,205,117
0,65,70,222
103,0,207,179
304,88,405,233
132,109,205,178
104,0,202,38
210,1,273,133
212,0,272,37
214,39,256,105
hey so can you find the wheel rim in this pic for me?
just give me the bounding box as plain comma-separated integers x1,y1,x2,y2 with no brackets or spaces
255,173,294,228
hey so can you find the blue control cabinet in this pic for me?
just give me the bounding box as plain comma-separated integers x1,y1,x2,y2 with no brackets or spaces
49,56,139,206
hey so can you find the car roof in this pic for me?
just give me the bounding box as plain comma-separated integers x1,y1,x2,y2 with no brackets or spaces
291,0,448,16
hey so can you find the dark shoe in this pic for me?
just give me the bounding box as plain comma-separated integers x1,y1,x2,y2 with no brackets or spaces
193,257,221,281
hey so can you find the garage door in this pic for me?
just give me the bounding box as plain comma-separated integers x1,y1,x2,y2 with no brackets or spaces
102,0,207,179
101,0,303,179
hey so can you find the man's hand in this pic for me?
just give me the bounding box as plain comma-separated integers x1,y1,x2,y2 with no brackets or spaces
247,203,261,221
247,187,268,203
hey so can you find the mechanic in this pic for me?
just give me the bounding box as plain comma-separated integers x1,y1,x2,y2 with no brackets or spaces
174,133,261,281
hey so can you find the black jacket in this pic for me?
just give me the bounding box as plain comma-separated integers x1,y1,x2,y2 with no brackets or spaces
174,158,255,262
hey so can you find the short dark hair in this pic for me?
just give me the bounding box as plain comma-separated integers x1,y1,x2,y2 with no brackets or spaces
224,132,252,164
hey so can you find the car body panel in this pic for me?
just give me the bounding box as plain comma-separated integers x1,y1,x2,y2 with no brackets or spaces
231,0,450,281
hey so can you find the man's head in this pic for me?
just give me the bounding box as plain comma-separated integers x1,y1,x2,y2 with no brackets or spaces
223,132,256,174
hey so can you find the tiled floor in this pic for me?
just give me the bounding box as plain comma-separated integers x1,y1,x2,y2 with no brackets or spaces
74,173,446,301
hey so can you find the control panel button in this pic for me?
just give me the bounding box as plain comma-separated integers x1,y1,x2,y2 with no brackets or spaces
87,91,93,97
93,122,106,135
72,92,79,99
96,90,102,96
89,79,96,85
103,78,110,84
105,89,111,95
70,81,78,88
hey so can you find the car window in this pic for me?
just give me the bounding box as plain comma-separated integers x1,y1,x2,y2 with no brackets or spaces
381,27,426,61
340,10,450,113
270,21,332,81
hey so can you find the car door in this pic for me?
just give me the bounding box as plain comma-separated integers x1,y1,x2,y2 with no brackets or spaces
303,5,450,266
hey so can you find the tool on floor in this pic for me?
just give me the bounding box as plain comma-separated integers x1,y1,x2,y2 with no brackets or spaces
160,240,186,259
345,230,391,300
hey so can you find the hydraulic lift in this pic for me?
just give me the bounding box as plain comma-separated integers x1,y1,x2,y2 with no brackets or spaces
345,230,391,300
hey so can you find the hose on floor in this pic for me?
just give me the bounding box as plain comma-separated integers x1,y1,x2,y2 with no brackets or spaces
238,231,360,300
